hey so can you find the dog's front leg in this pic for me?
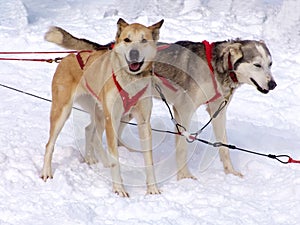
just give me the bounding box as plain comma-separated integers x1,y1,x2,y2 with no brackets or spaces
134,100,160,195
207,100,243,177
104,109,129,197
117,114,132,149
173,105,196,180
139,121,160,194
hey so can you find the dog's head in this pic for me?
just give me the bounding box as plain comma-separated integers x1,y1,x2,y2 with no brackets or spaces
113,18,164,75
218,40,276,94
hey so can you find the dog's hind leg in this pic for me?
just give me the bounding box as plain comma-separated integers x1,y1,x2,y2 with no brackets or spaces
41,100,73,181
85,108,109,167
84,121,99,164
207,100,243,177
41,55,84,181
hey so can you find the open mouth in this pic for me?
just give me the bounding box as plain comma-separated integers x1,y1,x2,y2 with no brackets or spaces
125,57,144,72
250,78,269,94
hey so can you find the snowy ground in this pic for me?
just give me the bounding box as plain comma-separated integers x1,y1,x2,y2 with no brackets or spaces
0,0,300,224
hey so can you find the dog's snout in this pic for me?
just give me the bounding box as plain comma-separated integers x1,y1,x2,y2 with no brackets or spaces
129,49,139,61
268,80,277,90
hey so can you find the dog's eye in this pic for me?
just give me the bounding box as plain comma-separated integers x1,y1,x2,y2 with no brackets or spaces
269,62,272,67
254,63,262,68
124,38,131,43
141,39,148,43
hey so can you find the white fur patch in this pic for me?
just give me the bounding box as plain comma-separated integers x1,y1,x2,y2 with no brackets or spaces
256,44,271,64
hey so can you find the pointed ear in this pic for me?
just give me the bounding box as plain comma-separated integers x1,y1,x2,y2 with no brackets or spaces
148,19,164,42
259,39,265,44
116,18,129,39
229,43,243,66
221,43,243,71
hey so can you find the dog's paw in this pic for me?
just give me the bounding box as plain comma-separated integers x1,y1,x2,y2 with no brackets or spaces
177,170,197,180
113,184,129,197
84,149,99,165
84,155,99,165
225,168,243,178
147,184,161,195
40,167,53,181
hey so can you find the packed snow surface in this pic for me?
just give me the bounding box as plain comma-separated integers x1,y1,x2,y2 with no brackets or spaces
0,0,300,224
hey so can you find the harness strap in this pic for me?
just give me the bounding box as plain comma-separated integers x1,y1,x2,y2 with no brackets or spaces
154,72,178,92
112,71,149,113
76,50,93,70
157,44,170,51
85,78,102,102
76,43,114,70
153,44,179,92
202,40,222,104
228,53,238,83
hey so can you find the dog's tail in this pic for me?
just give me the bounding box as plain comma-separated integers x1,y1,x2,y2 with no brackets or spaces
44,26,111,50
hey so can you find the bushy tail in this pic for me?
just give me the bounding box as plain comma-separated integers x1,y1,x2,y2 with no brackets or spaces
44,26,112,50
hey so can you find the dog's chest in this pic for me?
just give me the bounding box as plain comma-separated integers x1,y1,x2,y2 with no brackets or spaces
115,74,152,98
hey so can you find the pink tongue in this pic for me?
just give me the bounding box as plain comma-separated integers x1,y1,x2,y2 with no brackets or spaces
130,62,140,71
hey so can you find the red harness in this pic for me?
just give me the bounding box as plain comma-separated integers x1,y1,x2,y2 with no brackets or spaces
76,42,114,69
76,50,93,69
84,71,149,114
157,44,170,51
154,72,178,92
112,71,149,113
227,52,238,83
154,44,179,92
202,40,222,103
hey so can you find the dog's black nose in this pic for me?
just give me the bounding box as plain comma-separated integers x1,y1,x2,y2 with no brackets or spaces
268,80,277,90
129,49,139,61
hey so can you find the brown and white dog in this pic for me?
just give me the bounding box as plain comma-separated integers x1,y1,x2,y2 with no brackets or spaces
41,18,164,197
44,26,276,181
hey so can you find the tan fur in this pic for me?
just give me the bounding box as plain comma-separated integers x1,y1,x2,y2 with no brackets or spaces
41,18,164,197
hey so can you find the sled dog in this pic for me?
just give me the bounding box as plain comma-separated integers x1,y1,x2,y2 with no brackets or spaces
45,26,276,180
41,18,164,197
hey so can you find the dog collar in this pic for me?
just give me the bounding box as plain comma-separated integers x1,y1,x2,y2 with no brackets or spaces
202,40,222,103
112,70,149,113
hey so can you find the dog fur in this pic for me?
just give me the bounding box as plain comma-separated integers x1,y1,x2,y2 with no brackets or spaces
41,18,164,197
44,26,276,181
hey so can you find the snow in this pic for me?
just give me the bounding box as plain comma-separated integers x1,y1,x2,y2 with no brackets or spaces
0,0,300,224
